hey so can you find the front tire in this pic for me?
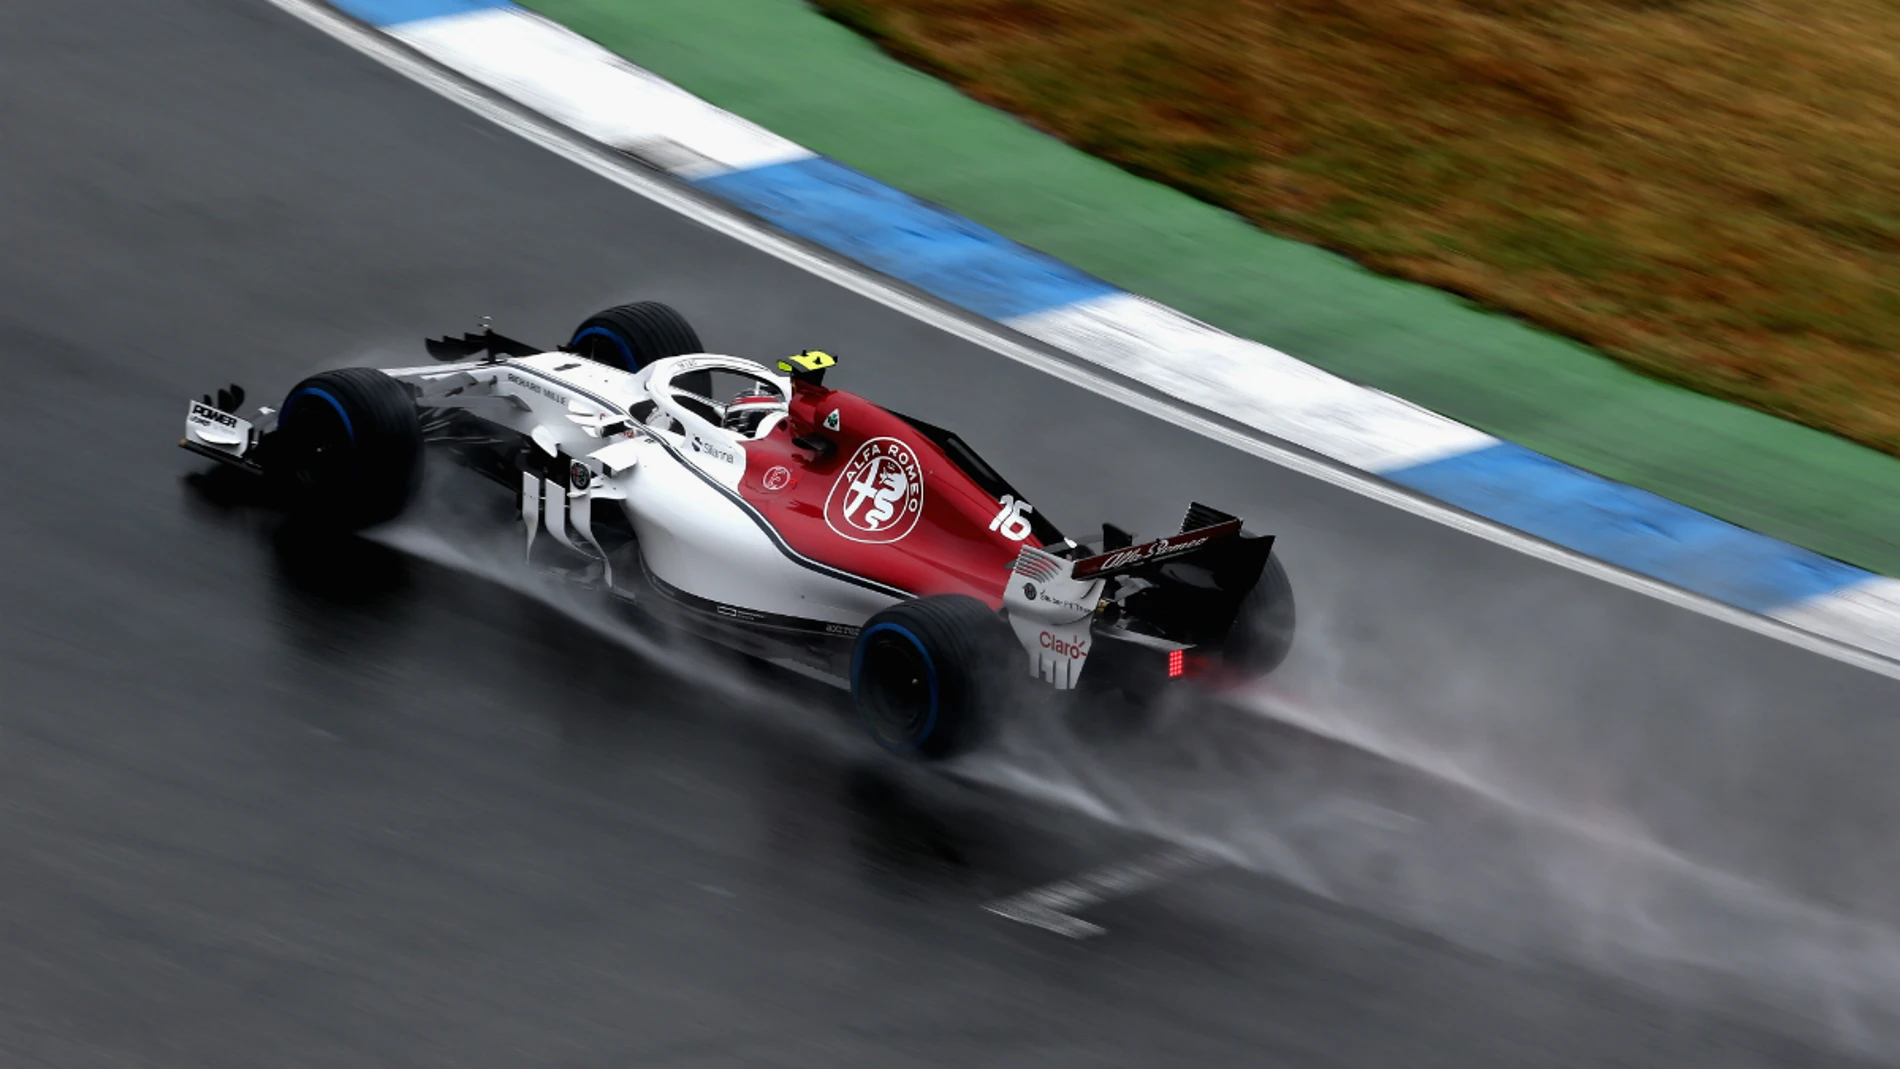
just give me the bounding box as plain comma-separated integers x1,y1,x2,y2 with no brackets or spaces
851,595,1013,760
568,301,702,371
273,368,423,530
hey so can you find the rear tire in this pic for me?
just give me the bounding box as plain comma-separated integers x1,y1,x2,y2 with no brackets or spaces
851,595,1014,760
274,368,423,530
1222,553,1296,676
568,302,703,371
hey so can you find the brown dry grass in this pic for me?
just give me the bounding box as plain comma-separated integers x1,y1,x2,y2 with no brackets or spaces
816,0,1900,454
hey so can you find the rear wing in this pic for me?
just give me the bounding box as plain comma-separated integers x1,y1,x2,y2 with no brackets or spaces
1002,503,1276,687
1072,518,1243,580
1070,503,1267,581
1076,503,1274,649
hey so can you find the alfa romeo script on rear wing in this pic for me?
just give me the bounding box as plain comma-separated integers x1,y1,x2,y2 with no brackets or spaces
1069,519,1244,579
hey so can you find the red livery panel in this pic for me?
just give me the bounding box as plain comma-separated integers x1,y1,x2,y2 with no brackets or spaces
737,382,1044,605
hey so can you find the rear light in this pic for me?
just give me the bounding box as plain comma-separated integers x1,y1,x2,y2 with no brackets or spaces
1168,649,1186,679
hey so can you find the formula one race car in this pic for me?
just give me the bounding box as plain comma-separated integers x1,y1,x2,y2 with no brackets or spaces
180,302,1294,758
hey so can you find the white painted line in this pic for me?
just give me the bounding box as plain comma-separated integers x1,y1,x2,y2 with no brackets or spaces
390,7,811,179
984,900,1107,939
983,846,1222,938
262,0,1900,684
1010,293,1496,473
1773,577,1900,663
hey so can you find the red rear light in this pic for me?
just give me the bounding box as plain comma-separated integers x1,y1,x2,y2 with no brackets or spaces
1168,649,1186,679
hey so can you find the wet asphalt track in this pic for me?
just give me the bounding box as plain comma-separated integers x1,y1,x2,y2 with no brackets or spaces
6,0,1900,1064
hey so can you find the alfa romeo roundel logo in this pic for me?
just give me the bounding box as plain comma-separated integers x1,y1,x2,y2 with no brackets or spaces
825,436,925,543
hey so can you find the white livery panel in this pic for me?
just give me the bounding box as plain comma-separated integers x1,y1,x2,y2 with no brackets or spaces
616,435,901,626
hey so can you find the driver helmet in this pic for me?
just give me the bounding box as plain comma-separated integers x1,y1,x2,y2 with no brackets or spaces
722,382,787,437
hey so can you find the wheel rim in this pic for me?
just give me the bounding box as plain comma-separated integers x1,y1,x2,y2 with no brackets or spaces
281,392,355,494
856,626,938,747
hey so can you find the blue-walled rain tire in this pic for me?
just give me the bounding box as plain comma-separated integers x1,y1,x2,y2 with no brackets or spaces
1222,553,1296,677
851,595,1013,760
275,368,423,530
568,302,703,371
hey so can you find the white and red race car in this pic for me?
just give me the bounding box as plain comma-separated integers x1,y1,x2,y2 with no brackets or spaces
181,302,1294,758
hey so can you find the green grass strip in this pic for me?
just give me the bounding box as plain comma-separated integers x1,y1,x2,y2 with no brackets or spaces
522,0,1900,578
